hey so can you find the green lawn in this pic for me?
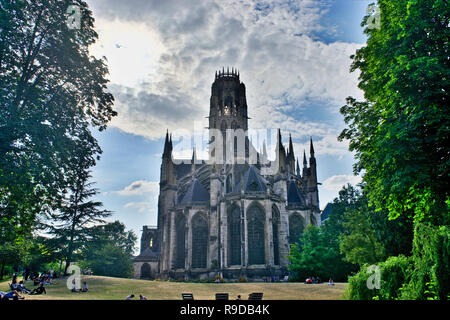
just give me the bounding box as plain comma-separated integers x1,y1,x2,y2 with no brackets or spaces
1,276,347,300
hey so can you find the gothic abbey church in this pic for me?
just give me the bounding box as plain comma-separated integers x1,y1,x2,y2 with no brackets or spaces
133,69,320,281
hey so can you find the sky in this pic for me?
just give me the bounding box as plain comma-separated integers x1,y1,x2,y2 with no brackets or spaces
84,0,373,249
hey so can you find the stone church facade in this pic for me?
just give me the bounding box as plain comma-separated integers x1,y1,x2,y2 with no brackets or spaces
133,69,320,281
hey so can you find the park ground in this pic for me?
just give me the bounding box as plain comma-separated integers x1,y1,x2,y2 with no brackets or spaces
0,276,347,300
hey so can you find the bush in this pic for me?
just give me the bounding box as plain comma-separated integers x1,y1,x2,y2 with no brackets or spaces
347,265,378,300
401,224,449,300
379,255,412,300
347,224,449,300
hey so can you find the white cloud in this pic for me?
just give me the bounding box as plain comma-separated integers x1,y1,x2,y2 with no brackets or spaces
124,201,152,213
322,174,362,192
113,180,159,196
86,0,364,142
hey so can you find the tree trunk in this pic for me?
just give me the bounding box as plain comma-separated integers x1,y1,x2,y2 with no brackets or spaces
0,261,5,280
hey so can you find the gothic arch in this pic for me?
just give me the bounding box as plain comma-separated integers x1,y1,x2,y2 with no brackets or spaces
226,174,233,193
310,213,317,226
175,212,186,269
228,205,241,266
247,203,265,265
191,212,208,269
288,213,305,245
272,205,280,265
141,263,151,279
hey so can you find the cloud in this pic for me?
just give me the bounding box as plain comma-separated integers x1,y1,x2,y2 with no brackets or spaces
322,174,362,192
113,180,159,196
86,0,364,142
124,201,152,213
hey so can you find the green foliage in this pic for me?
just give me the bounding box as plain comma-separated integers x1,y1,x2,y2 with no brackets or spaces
339,196,386,266
86,243,134,278
347,255,412,300
347,225,449,300
401,224,449,300
0,0,116,245
347,264,378,300
339,0,450,225
288,186,359,282
378,255,412,300
80,221,136,278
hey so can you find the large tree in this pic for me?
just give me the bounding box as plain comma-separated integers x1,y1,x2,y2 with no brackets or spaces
46,149,112,274
338,0,449,225
0,0,116,232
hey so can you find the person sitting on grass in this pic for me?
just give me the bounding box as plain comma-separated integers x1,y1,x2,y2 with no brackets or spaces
139,294,147,300
17,280,31,294
81,281,88,292
126,294,135,300
1,290,25,300
30,283,46,295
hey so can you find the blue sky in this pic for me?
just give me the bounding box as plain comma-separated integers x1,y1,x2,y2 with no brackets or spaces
86,0,373,249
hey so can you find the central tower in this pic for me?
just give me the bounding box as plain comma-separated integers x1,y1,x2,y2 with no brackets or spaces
209,67,248,132
209,68,249,164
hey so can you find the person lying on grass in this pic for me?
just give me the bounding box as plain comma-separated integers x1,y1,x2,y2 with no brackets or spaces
1,290,25,300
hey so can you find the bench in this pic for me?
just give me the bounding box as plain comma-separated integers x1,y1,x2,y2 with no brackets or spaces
248,292,263,300
181,292,194,300
215,293,229,300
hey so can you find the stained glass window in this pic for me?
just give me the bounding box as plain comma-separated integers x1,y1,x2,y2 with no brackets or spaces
175,213,186,269
288,214,305,245
247,205,265,265
191,214,208,268
228,206,241,265
272,206,280,265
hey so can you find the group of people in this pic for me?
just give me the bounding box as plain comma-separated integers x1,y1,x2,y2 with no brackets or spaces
305,276,323,284
304,277,335,285
71,281,89,293
1,272,52,301
126,294,148,300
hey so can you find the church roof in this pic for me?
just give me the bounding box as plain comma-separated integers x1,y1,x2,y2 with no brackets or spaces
287,180,306,206
233,166,268,193
133,247,160,262
321,203,334,222
180,178,210,204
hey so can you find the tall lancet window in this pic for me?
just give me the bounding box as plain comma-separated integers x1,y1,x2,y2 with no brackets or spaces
228,206,241,265
288,214,305,245
191,213,208,268
247,205,265,265
272,205,280,265
175,213,186,269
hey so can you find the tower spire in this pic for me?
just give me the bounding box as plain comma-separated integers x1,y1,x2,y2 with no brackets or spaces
303,150,307,167
163,130,171,158
288,133,294,158
310,136,315,156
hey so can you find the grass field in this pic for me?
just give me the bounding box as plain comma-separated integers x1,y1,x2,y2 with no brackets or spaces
0,276,347,300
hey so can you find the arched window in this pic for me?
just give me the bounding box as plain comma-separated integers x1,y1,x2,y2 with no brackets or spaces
191,213,208,268
175,213,186,269
141,263,151,279
226,174,233,193
310,213,317,226
272,206,280,265
289,214,305,245
228,206,241,265
247,205,265,265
